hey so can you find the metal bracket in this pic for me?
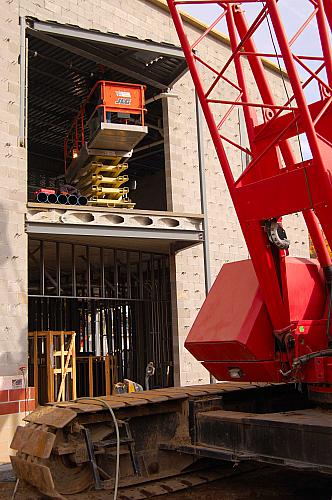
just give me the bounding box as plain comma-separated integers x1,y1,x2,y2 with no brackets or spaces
83,427,102,490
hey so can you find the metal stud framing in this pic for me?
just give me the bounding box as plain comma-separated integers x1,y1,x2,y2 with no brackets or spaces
28,239,173,389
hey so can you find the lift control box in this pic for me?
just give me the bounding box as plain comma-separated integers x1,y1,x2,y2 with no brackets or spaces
103,81,146,116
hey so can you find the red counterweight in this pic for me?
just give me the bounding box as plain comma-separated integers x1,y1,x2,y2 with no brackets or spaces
167,0,332,401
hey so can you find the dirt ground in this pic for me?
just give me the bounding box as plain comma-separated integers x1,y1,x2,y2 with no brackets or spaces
1,466,331,500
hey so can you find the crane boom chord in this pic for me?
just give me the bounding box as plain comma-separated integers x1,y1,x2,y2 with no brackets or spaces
167,0,332,399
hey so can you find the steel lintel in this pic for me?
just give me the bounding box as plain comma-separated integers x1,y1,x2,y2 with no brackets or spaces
26,221,203,243
26,18,185,59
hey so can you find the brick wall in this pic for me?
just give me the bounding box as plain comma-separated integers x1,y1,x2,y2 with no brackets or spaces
0,387,35,415
0,376,35,462
0,0,309,388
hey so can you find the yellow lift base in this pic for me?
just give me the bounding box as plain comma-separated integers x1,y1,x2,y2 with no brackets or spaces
76,160,135,209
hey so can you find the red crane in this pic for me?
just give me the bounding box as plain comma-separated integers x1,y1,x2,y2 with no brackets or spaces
10,5,332,491
167,0,332,403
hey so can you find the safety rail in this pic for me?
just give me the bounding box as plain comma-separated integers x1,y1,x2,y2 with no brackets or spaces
64,80,146,170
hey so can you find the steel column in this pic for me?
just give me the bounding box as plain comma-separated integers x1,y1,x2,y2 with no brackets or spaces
19,17,27,147
195,91,211,294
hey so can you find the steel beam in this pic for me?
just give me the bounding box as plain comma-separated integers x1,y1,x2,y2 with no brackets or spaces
27,18,185,59
26,221,204,243
26,28,168,90
19,17,27,147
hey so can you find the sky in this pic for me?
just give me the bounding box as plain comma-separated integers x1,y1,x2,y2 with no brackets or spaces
182,1,320,63
180,0,327,159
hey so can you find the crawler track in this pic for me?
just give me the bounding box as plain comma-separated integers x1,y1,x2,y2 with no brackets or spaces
10,382,317,499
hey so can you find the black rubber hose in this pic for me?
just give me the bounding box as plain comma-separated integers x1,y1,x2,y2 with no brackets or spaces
293,348,332,367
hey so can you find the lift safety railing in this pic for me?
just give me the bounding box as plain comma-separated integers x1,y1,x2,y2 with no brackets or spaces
167,0,332,343
64,80,146,171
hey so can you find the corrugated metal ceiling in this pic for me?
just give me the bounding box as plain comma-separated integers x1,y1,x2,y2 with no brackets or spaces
27,18,186,173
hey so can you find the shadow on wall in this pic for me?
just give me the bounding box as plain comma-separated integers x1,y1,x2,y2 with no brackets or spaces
0,201,28,376
0,201,30,464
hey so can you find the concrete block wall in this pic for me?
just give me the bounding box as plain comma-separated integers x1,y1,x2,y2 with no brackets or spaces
0,0,28,377
2,0,309,388
0,414,25,463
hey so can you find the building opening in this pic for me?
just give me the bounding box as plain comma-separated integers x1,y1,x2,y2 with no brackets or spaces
28,238,173,403
26,20,186,211
24,20,187,403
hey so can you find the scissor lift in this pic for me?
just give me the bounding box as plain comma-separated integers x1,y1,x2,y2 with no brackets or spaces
64,80,147,208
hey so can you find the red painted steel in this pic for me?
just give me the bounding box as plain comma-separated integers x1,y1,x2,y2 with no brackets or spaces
167,0,332,392
186,258,325,365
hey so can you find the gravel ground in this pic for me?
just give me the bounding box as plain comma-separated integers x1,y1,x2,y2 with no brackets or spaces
1,466,331,500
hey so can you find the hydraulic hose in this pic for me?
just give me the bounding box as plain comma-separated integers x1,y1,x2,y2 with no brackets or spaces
293,349,332,368
75,397,120,500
